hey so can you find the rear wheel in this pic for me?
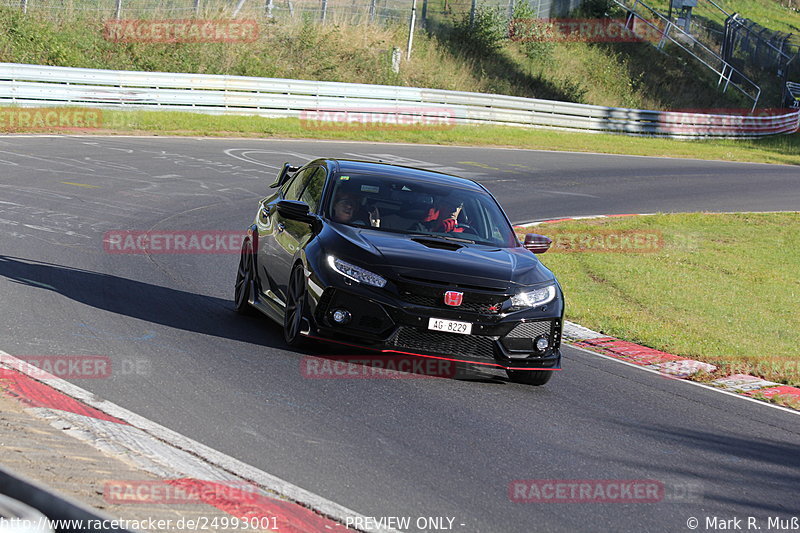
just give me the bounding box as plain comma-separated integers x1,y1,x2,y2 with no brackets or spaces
284,264,308,347
506,369,553,386
234,239,257,316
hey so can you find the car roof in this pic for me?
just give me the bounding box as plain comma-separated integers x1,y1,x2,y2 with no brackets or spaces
320,159,486,192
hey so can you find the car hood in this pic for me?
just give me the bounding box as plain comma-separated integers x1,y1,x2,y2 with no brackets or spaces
333,226,555,289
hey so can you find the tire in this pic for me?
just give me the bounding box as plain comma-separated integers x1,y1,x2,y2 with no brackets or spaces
234,239,257,315
284,264,308,348
506,369,553,386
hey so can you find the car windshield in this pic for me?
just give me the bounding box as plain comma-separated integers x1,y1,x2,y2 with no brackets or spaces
325,172,519,248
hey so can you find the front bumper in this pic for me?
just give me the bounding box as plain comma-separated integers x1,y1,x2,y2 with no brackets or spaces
305,281,563,371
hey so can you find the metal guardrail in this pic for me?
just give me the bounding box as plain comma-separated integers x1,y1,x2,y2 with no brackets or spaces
0,62,797,137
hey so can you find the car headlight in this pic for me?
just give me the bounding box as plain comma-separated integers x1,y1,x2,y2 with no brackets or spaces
511,284,556,308
327,256,387,288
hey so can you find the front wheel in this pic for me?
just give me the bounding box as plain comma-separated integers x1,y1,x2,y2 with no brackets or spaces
234,239,257,316
506,369,553,386
284,264,308,348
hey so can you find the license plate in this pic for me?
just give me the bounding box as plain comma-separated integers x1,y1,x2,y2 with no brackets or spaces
428,318,472,335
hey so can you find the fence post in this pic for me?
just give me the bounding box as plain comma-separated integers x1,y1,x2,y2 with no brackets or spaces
321,0,327,21
469,0,476,27
194,0,200,16
114,0,122,19
369,0,376,22
266,0,273,17
421,0,427,27
507,0,514,23
20,0,27,13
232,0,248,16
407,0,417,59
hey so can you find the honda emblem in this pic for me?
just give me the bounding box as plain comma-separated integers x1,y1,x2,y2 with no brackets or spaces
444,291,463,306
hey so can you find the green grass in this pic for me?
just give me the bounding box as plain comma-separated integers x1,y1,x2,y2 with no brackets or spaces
516,213,800,389
644,0,800,35
12,108,790,166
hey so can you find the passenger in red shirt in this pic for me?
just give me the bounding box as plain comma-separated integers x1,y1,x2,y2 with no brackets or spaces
424,199,464,233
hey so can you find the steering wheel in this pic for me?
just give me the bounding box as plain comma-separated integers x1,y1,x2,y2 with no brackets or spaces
455,224,476,234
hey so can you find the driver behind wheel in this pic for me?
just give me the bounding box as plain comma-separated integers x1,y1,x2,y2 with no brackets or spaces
424,199,465,233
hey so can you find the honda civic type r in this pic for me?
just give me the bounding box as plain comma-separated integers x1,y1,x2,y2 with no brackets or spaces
234,158,564,385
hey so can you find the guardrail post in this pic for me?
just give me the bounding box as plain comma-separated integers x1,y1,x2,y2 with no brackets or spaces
114,0,122,19
266,0,273,17
321,0,327,21
469,0,476,27
20,0,27,13
194,0,200,16
369,0,376,22
392,47,401,73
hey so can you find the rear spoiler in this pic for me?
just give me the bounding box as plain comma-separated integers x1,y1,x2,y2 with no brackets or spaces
269,163,300,188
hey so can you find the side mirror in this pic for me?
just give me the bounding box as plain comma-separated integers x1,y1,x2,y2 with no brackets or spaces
276,200,314,223
523,233,552,254
269,163,300,189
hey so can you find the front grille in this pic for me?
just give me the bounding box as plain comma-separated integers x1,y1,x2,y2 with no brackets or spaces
506,320,553,339
389,327,496,360
396,281,506,315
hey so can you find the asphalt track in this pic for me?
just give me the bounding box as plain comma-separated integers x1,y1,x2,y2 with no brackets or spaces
0,136,799,533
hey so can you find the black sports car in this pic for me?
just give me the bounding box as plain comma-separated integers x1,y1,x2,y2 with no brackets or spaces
234,158,563,385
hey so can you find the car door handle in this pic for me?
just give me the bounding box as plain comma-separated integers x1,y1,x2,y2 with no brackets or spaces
276,222,285,233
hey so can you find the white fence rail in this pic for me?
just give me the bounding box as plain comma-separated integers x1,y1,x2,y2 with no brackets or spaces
0,63,797,137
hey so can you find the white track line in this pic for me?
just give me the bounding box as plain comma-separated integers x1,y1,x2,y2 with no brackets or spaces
0,350,398,533
569,344,800,417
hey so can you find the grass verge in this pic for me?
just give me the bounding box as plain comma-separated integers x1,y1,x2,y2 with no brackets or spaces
516,213,800,389
0,6,760,110
8,108,798,166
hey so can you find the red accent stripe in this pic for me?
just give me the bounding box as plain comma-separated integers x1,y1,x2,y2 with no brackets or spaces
306,335,560,371
0,368,128,424
574,337,683,365
164,479,350,532
748,385,800,401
